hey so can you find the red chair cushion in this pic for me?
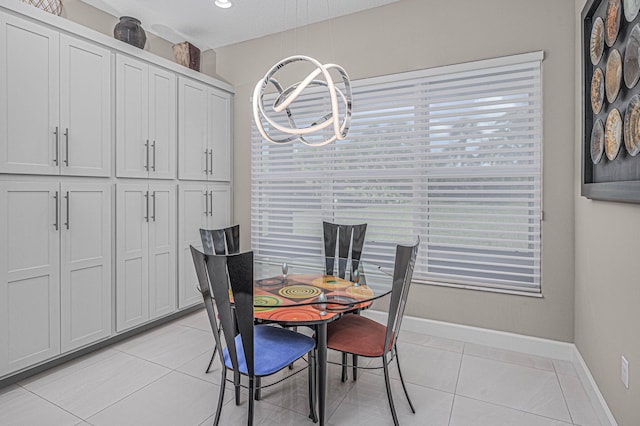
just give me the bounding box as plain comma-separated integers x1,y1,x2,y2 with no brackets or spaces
327,314,392,357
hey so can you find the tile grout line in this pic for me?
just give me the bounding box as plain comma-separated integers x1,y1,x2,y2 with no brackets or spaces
447,343,465,425
553,363,577,425
458,394,577,425
462,351,558,374
82,369,174,423
16,383,85,425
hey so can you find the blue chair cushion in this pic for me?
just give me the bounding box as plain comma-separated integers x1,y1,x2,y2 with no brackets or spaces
223,325,316,376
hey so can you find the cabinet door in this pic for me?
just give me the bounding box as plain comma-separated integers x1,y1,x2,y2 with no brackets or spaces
116,184,149,331
149,66,176,179
208,183,231,229
148,184,176,319
178,77,208,181
208,88,231,181
59,35,111,177
178,184,208,308
59,183,111,352
116,55,149,178
0,182,60,376
0,14,59,175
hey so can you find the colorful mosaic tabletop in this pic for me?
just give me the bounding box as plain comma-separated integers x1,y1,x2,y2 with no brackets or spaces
253,273,373,323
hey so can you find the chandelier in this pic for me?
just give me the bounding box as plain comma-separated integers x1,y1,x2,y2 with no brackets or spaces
252,55,352,147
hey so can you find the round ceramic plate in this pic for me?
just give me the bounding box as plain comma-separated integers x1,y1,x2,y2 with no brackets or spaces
278,285,322,299
591,119,605,164
606,0,622,47
606,49,622,102
591,17,605,65
591,68,605,114
624,94,640,156
605,108,623,160
624,0,640,21
624,24,640,88
254,295,283,312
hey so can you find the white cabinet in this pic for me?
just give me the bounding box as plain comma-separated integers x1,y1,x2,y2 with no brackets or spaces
0,13,111,176
60,183,111,352
177,183,230,308
0,182,111,375
178,77,231,182
116,183,176,332
116,55,176,179
59,36,111,176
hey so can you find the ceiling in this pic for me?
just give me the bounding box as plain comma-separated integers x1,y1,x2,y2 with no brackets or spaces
80,0,400,50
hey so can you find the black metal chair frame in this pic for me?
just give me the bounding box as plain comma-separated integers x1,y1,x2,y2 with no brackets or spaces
190,246,317,425
327,238,420,426
322,221,368,381
199,225,240,374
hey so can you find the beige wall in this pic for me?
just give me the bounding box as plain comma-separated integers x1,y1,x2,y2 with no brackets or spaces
215,0,576,342
574,1,640,424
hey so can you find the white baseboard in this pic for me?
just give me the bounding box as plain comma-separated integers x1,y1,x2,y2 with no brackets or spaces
573,348,618,426
364,310,616,425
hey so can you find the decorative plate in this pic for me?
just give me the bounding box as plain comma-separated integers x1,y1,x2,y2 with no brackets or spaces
345,285,374,299
311,276,352,290
591,119,605,164
624,94,640,156
254,295,283,312
605,49,622,103
625,24,640,88
278,285,322,299
624,0,640,21
256,277,285,287
605,108,623,160
591,17,605,65
591,68,605,114
606,0,622,47
263,307,324,322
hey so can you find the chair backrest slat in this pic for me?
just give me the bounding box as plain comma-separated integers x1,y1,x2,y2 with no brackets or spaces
384,237,420,353
200,224,240,255
190,246,236,372
224,251,255,377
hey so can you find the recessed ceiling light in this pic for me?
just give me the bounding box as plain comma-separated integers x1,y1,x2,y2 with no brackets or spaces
215,0,232,8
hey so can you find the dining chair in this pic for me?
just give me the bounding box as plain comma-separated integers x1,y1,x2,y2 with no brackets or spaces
326,237,420,426
190,246,317,426
322,221,367,279
199,224,240,373
322,221,367,381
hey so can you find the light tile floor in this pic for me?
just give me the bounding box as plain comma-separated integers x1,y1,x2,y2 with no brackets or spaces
0,309,604,426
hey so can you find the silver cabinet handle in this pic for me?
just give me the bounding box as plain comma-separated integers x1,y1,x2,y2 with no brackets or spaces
204,191,209,216
64,128,69,166
53,127,59,166
64,191,70,230
209,150,214,175
53,191,59,230
152,141,156,172
204,149,209,175
151,191,156,222
144,140,149,171
209,190,213,216
144,191,149,222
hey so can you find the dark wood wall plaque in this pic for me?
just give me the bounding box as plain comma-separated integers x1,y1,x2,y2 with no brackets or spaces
582,0,640,202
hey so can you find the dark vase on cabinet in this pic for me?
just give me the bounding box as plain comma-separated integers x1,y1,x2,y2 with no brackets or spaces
114,16,146,49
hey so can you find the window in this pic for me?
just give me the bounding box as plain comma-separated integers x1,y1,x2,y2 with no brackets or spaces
251,52,543,295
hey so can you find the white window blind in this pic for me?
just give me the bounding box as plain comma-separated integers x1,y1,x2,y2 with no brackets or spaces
251,52,543,294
